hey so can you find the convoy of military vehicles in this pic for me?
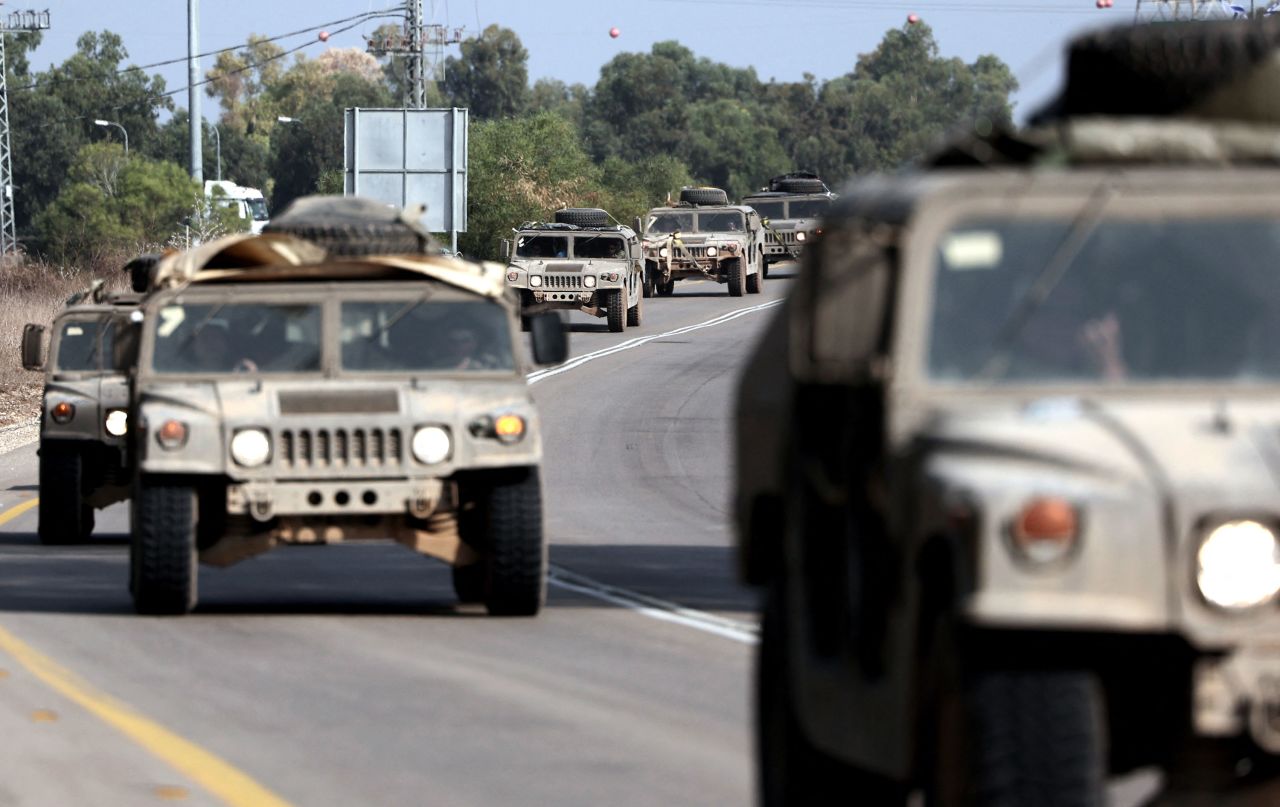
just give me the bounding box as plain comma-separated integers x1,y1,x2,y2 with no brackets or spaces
18,16,1280,804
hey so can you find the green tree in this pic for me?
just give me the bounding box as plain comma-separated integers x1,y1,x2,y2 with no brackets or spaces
267,71,393,212
34,143,200,264
444,25,529,119
204,34,287,134
10,31,172,235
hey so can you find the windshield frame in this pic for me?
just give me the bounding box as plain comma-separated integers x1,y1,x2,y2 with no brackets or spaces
137,281,522,382
50,312,125,376
894,185,1280,398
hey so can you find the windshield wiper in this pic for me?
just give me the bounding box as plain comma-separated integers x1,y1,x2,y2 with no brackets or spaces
363,287,438,342
975,185,1118,382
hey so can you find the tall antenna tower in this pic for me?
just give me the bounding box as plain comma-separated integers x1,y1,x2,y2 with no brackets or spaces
366,1,463,108
1134,1,1244,22
0,5,50,256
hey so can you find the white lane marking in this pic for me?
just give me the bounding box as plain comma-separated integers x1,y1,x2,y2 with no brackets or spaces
527,299,782,386
548,565,759,645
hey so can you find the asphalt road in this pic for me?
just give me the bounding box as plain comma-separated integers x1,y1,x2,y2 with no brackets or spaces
0,271,791,806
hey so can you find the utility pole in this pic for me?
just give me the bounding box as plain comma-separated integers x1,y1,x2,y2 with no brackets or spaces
188,0,203,183
366,1,463,108
0,6,51,256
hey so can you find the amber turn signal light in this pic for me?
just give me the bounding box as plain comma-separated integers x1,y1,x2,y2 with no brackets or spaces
494,414,526,443
1010,496,1079,565
156,419,188,449
50,401,75,424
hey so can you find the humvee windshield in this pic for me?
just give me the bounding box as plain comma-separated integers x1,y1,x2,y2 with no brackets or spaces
152,303,321,374
341,299,514,372
55,318,116,372
788,199,830,218
928,214,1280,383
647,211,744,234
516,236,569,259
575,236,626,260
748,201,786,219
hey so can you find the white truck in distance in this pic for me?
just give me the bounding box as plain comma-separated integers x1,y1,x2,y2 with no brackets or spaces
205,180,270,234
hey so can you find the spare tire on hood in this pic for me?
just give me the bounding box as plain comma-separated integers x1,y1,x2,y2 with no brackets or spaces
553,208,611,228
776,177,826,194
264,195,438,257
679,187,730,206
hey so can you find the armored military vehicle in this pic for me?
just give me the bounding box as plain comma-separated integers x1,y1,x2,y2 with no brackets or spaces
743,172,835,269
642,187,766,297
738,20,1280,806
22,283,142,544
502,207,643,333
125,196,567,617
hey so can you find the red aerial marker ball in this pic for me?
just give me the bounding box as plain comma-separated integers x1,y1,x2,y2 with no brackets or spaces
609,27,620,39
318,30,330,42
907,13,921,24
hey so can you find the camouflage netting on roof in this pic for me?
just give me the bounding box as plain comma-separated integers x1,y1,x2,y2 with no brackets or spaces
1033,19,1280,124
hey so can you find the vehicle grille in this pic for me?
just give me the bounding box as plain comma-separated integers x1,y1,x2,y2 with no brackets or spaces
543,274,585,290
276,427,403,470
682,247,713,259
766,231,799,245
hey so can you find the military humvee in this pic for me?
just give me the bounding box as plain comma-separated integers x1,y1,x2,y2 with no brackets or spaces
743,173,835,270
22,282,142,544
738,21,1280,806
125,196,568,617
642,187,766,298
502,207,644,333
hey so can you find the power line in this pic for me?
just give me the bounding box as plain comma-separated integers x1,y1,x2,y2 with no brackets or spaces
10,8,404,95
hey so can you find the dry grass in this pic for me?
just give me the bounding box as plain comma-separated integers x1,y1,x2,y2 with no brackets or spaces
0,253,131,426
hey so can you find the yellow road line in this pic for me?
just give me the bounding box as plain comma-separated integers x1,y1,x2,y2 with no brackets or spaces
0,623,294,807
0,497,39,528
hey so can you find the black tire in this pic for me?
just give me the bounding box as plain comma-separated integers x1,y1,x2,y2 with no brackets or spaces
626,287,643,327
746,258,764,294
451,563,485,604
679,187,729,206
130,478,198,616
606,289,627,333
777,177,826,194
480,469,546,617
931,669,1107,807
643,262,659,298
265,196,435,256
726,258,745,297
38,443,92,545
553,207,610,228
759,583,907,807
658,278,676,297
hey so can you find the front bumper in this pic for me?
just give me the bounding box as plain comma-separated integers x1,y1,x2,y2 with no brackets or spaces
227,477,446,521
1194,646,1280,754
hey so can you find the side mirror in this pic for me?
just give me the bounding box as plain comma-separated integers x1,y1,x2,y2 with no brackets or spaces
21,323,45,371
529,312,568,366
499,239,511,260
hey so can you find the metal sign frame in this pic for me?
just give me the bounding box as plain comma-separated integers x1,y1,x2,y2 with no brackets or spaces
344,107,469,251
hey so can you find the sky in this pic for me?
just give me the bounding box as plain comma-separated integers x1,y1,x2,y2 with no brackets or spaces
20,0,1137,123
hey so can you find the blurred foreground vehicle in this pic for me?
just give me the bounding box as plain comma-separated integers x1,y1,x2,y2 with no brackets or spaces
22,278,143,544
126,197,567,616
737,20,1280,807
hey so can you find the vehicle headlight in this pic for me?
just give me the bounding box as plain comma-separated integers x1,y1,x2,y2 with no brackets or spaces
529,275,543,288
230,428,271,467
796,232,807,242
412,426,452,464
659,247,669,258
1197,520,1280,610
706,246,718,257
583,275,597,288
104,409,128,437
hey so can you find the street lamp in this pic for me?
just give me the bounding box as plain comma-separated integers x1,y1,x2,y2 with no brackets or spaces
93,119,128,155
206,122,222,181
